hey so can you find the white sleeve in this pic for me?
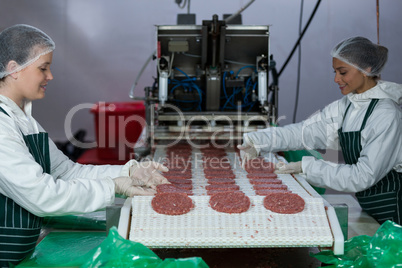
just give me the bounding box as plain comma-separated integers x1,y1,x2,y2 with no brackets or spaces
302,102,402,192
256,99,343,153
48,139,123,181
0,125,115,217
32,118,126,181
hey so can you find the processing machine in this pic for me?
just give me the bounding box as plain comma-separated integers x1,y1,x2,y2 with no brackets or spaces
133,15,278,147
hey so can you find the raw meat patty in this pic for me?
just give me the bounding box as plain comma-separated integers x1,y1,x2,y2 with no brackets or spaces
205,173,236,179
205,184,240,191
207,190,243,196
207,178,236,185
164,166,192,173
255,189,291,196
164,173,192,179
167,178,192,184
209,191,251,214
156,184,193,195
152,193,194,215
252,184,288,190
204,169,234,175
263,193,305,214
246,173,278,179
203,163,232,169
167,183,193,190
249,179,283,185
202,156,230,162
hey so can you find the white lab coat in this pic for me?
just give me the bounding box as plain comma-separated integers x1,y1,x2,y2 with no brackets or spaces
254,81,402,193
0,95,124,217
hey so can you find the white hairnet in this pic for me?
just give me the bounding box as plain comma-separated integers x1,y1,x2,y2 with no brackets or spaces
330,36,388,77
0,24,55,79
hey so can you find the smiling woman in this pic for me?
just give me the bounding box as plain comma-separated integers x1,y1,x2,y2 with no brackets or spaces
0,24,169,267
0,25,55,107
238,36,402,226
331,36,387,95
8,52,54,105
332,58,376,95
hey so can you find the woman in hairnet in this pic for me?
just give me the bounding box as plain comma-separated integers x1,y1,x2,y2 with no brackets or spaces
239,36,402,225
0,24,169,266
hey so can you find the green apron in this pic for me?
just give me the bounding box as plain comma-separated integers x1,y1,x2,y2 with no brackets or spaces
338,99,402,225
0,106,50,267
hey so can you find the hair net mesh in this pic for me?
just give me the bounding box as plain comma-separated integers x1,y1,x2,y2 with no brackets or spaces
330,36,388,77
0,24,55,79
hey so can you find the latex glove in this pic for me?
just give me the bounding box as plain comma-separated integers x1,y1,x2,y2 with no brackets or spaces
129,161,169,189
237,134,259,169
274,161,302,174
120,159,138,177
113,176,156,197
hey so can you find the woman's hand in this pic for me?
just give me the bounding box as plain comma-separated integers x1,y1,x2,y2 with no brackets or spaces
129,161,169,189
275,161,302,174
237,134,260,169
237,143,258,169
113,176,156,197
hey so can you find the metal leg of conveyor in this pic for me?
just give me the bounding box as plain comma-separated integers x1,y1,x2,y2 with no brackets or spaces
106,197,127,235
332,203,348,241
117,198,133,240
106,205,122,236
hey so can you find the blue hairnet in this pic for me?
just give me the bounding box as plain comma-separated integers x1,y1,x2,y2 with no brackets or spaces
0,24,55,79
330,36,388,77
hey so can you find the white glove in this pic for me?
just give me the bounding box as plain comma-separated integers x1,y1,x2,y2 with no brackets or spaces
120,159,138,177
237,134,260,169
129,161,170,189
113,176,156,197
274,161,302,174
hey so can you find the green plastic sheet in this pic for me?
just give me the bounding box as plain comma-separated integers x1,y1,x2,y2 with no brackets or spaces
16,232,107,267
311,220,402,267
81,227,208,268
42,211,106,230
17,227,208,268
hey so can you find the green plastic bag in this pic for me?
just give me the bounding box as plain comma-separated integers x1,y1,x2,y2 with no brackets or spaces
16,232,107,267
81,227,209,268
311,220,402,267
369,220,402,267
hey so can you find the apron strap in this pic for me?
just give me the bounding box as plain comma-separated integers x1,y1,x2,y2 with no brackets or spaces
339,102,352,131
360,99,379,131
23,133,51,173
343,102,352,118
0,105,10,117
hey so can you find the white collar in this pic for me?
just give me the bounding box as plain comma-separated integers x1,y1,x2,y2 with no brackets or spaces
347,80,402,107
0,95,33,117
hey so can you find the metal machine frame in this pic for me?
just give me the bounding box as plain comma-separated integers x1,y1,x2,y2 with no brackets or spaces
138,16,278,147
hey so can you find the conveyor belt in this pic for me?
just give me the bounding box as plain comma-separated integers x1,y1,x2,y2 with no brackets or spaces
129,195,332,248
118,147,344,254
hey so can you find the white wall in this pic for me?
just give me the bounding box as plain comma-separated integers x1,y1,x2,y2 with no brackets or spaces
1,0,401,141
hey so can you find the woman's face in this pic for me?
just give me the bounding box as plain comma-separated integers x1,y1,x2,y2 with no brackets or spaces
13,51,53,104
332,57,371,95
